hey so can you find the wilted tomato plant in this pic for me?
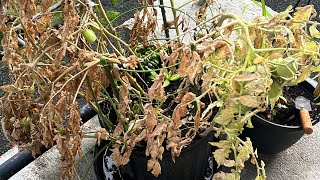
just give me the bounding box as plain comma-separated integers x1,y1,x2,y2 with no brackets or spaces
1,0,320,180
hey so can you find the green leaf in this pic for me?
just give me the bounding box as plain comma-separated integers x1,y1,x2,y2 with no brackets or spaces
150,71,158,77
163,79,170,87
148,74,155,80
169,74,180,81
106,11,120,21
269,78,283,109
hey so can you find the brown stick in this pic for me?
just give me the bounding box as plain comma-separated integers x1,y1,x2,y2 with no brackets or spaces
300,108,313,134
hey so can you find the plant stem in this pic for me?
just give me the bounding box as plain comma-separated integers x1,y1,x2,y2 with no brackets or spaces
159,0,172,53
85,75,113,130
97,0,123,54
100,56,120,99
91,12,135,55
169,0,180,36
261,0,266,17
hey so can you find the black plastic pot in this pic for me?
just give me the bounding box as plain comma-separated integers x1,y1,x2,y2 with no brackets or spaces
95,110,216,180
94,130,215,180
241,80,320,154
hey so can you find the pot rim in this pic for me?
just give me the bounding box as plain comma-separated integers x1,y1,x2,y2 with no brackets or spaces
131,130,214,157
253,78,320,130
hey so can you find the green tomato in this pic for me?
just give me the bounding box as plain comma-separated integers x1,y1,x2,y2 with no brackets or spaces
82,29,97,43
275,59,298,79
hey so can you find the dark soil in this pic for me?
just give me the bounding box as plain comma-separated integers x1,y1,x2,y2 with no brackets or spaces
258,85,319,126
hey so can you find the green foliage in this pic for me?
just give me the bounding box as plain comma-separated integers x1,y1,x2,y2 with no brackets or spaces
106,10,120,21
110,0,119,6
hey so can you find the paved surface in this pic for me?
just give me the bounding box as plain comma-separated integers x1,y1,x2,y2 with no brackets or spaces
1,1,320,180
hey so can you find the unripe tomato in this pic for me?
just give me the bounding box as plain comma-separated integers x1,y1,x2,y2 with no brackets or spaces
82,29,97,43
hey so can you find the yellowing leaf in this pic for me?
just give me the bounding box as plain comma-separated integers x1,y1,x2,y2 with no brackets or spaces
213,172,237,180
293,5,316,28
238,95,261,108
213,148,231,167
214,108,237,126
224,160,235,168
309,25,320,39
233,73,261,82
209,140,230,149
304,41,319,52
201,100,223,119
295,65,312,84
253,56,265,64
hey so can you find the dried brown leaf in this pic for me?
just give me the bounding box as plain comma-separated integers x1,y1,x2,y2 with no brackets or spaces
172,92,196,128
148,71,166,101
123,55,139,70
144,104,157,135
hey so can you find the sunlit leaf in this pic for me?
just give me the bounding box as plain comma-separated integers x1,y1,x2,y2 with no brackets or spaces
309,25,320,39
202,100,223,119
214,108,237,126
238,95,261,108
295,65,313,84
213,148,231,167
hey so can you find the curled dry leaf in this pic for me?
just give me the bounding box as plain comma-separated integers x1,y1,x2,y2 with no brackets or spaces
197,40,233,60
178,49,192,77
148,71,166,101
123,55,139,70
96,128,110,146
177,50,203,84
172,92,196,128
169,51,179,65
144,104,158,135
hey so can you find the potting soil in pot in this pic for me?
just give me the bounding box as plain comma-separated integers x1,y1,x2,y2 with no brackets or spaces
259,85,320,126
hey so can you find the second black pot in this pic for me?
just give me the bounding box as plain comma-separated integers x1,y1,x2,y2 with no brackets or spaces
241,80,320,154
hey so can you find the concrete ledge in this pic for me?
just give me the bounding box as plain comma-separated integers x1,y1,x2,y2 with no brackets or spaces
9,116,100,180
0,147,18,165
